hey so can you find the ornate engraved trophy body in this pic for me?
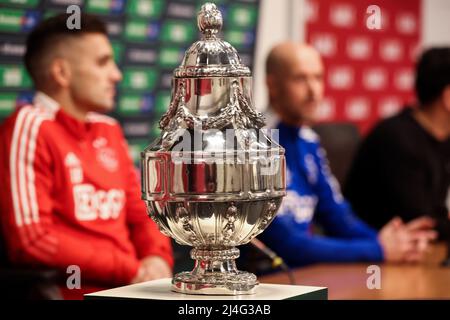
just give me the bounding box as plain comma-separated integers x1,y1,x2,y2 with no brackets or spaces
141,3,286,295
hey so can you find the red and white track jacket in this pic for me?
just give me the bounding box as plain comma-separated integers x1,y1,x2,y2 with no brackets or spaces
0,92,173,293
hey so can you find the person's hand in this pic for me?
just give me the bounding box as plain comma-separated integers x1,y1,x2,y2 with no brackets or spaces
403,216,438,262
378,216,437,263
131,255,172,284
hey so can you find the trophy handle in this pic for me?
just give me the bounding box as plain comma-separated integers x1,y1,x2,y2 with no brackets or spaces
159,79,187,130
160,79,265,132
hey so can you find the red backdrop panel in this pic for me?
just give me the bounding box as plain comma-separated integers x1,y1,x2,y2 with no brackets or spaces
305,0,421,134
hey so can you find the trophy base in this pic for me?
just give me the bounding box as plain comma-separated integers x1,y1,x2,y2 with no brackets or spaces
171,247,258,295
172,271,258,295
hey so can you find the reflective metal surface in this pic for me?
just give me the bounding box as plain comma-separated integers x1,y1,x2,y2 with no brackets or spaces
141,3,286,295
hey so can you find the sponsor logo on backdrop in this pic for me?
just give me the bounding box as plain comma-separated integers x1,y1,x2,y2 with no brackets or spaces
0,9,40,32
346,97,371,120
0,41,26,58
229,5,258,28
105,20,123,37
118,94,154,115
0,65,32,88
305,0,319,22
126,47,157,64
167,2,195,19
161,21,195,43
378,97,401,118
363,67,387,90
125,21,160,41
380,39,403,62
347,37,371,60
159,72,173,89
311,33,337,57
394,68,413,91
127,0,164,18
158,47,184,68
1,0,39,7
328,66,353,90
225,30,254,48
86,0,125,15
121,68,157,91
330,3,355,28
316,97,335,121
396,12,417,34
123,121,151,137
48,0,83,6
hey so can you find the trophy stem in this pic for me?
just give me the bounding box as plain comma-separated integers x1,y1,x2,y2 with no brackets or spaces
171,247,258,295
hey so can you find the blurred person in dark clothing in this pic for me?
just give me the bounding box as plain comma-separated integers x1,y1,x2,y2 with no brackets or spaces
345,47,450,241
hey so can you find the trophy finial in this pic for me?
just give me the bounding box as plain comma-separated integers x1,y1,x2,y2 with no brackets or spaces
197,2,222,39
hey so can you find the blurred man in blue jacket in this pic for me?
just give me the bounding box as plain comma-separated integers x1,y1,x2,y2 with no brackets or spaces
259,42,437,267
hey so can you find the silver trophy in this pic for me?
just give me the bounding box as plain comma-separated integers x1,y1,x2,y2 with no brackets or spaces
141,3,286,295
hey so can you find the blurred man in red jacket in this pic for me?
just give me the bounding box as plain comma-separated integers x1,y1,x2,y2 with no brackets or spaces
0,13,173,299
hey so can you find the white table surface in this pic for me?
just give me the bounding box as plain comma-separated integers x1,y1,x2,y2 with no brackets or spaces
85,278,327,300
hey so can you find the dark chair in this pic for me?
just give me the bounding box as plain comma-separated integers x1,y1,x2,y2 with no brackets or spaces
171,240,193,274
237,242,273,276
312,122,361,187
0,227,62,299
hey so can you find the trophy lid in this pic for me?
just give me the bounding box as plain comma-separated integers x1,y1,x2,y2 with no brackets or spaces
173,3,251,78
